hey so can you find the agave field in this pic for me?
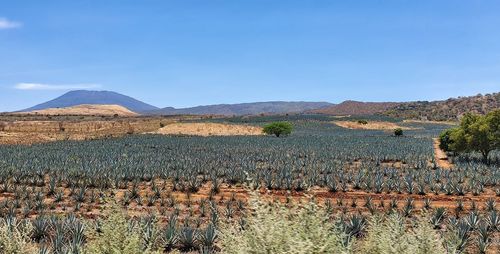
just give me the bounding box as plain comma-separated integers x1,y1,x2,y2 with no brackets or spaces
0,116,498,253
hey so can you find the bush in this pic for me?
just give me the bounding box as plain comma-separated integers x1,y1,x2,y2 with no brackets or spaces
394,128,404,136
220,193,447,254
438,129,455,152
220,194,349,253
359,214,445,254
263,122,293,137
84,204,161,254
0,218,38,254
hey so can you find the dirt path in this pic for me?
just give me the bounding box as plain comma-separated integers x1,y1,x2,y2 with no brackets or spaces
433,138,452,169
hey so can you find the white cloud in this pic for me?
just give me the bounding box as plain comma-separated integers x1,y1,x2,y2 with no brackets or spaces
0,17,22,29
14,83,102,90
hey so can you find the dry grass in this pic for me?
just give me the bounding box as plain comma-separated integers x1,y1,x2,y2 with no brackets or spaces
333,121,417,130
18,104,138,116
402,119,457,125
0,116,202,145
150,122,263,136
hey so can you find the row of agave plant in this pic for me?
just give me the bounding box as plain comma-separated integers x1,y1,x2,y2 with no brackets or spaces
0,122,496,198
0,192,498,254
0,170,496,219
0,161,496,202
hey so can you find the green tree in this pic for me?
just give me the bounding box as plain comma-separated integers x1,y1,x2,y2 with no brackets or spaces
439,110,500,162
394,128,403,136
263,122,293,137
438,128,455,152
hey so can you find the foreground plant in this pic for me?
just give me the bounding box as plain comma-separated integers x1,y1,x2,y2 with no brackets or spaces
0,217,38,254
84,204,160,254
360,213,445,254
220,193,349,254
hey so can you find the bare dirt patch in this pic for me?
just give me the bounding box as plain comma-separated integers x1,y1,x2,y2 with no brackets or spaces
0,116,197,145
433,138,452,169
18,104,138,116
333,121,417,130
151,122,263,136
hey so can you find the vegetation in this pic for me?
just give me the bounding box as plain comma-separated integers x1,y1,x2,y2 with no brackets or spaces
384,92,500,121
0,116,497,253
394,128,404,136
262,121,293,137
85,203,160,254
220,193,451,254
221,194,348,253
0,218,37,254
439,110,500,162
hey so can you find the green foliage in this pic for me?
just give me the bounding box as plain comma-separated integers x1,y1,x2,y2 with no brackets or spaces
220,194,349,253
438,128,456,151
394,128,404,136
439,110,500,161
263,121,293,137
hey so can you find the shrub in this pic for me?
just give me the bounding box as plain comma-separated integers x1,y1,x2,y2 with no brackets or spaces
359,214,445,254
84,204,161,254
438,128,455,152
0,218,38,254
263,122,293,137
394,128,403,136
220,193,447,254
219,193,349,253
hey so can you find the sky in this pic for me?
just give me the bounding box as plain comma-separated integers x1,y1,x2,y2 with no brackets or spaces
1,1,499,111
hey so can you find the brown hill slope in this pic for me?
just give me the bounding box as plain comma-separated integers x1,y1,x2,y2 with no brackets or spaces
310,101,400,115
19,104,139,116
383,92,499,121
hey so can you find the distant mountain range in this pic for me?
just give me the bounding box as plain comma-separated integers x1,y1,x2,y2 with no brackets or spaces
309,101,400,115
147,101,333,116
17,90,499,120
20,90,333,116
23,90,159,113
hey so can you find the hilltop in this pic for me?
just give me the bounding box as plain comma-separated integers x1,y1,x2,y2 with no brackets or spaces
147,101,333,116
23,90,158,113
310,101,400,115
19,104,138,117
383,92,500,121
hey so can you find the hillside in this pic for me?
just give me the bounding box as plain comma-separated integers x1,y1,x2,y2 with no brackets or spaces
383,92,500,121
23,90,158,113
147,101,333,116
19,104,138,116
310,101,400,115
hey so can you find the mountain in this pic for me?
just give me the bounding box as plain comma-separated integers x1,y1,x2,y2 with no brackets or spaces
19,104,138,116
147,101,333,116
309,101,400,115
23,90,158,113
383,92,500,121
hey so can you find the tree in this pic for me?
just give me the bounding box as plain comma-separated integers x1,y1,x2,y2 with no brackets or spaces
263,122,293,137
439,128,455,152
394,128,403,136
439,110,500,162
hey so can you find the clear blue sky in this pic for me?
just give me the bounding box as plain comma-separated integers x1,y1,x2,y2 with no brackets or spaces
1,1,499,111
